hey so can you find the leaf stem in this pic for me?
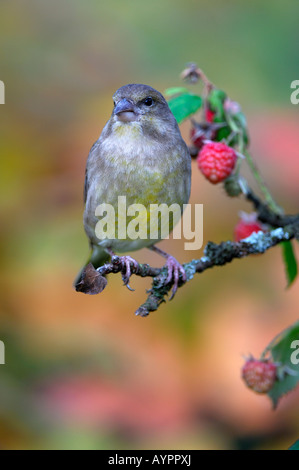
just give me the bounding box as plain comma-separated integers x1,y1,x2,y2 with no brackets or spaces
243,149,283,214
225,110,282,214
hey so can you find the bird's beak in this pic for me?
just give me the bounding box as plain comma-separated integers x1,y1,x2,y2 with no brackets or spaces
114,99,136,122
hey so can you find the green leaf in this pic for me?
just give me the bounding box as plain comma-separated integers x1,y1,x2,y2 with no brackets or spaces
208,88,226,108
214,125,231,142
208,88,227,120
164,87,189,97
233,110,248,131
268,371,299,408
289,439,299,450
233,111,249,144
168,93,202,124
265,321,299,407
281,241,298,287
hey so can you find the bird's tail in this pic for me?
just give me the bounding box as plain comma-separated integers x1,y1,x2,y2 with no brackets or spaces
74,246,110,292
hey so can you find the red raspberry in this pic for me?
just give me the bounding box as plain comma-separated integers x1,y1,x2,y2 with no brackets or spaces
197,142,237,184
242,358,277,394
234,213,265,241
205,108,215,123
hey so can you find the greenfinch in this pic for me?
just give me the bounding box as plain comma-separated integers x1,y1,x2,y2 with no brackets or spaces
75,84,191,297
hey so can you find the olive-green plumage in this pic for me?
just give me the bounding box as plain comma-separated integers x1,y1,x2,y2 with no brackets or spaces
76,84,191,285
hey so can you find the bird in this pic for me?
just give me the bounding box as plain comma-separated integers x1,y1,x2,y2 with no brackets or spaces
75,84,191,298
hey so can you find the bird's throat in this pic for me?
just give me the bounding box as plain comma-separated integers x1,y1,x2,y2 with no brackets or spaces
112,120,142,137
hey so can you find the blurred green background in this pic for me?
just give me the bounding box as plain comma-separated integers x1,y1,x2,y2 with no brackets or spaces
0,0,299,450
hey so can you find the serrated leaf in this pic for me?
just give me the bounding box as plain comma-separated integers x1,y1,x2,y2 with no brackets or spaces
265,321,299,407
268,373,299,408
282,241,298,287
168,93,202,124
164,87,189,97
289,439,299,450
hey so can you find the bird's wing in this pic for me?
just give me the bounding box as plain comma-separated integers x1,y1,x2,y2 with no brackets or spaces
84,141,98,203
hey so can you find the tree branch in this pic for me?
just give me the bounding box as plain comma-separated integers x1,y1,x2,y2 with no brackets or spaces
77,186,299,317
94,224,298,317
136,225,297,316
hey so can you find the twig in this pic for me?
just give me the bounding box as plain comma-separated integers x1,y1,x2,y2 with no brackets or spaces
245,188,299,227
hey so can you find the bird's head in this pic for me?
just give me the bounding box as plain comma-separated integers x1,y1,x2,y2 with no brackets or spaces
111,84,175,131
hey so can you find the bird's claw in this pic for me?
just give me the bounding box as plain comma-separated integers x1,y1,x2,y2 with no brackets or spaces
117,255,139,291
164,256,186,300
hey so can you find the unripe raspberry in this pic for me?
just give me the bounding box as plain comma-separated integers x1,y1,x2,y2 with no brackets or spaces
242,357,277,394
234,213,266,241
224,175,242,197
197,141,237,184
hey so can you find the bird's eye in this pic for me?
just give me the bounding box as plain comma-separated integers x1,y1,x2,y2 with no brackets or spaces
142,97,154,106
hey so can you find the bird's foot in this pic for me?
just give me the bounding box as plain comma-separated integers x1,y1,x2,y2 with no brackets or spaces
149,246,186,299
110,254,139,291
163,256,186,300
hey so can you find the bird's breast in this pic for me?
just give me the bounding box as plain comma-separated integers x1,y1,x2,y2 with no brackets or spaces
84,121,191,247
